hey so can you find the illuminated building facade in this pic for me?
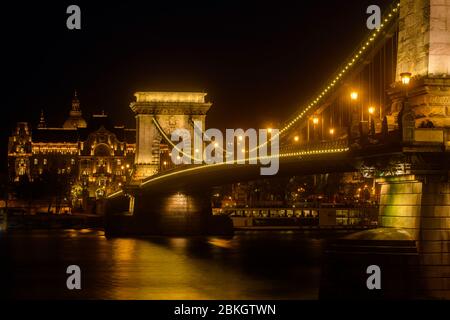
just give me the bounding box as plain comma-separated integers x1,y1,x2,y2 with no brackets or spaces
7,93,136,210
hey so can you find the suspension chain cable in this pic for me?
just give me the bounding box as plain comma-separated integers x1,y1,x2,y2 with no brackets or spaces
249,1,401,153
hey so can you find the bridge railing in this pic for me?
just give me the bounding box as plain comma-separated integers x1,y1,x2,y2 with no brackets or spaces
280,138,348,155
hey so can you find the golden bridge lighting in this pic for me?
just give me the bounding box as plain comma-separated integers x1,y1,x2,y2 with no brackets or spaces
368,106,375,114
312,116,319,125
134,92,207,103
273,2,400,139
136,146,351,189
400,72,412,85
350,91,358,100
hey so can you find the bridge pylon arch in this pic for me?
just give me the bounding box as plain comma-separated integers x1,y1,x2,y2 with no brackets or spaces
129,91,212,180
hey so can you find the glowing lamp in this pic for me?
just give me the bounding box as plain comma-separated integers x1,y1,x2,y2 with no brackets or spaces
350,91,358,100
400,72,412,85
368,106,375,114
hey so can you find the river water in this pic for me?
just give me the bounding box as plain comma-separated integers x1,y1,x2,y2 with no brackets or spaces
0,229,332,299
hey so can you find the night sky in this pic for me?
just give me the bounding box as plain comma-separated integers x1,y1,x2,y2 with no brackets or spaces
1,0,392,169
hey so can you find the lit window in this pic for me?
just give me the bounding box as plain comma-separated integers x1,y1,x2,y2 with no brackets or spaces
117,159,121,165
43,159,47,165
71,158,75,165
34,158,38,165
18,167,26,176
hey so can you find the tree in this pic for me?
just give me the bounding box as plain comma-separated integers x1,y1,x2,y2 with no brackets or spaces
38,169,72,214
14,175,37,214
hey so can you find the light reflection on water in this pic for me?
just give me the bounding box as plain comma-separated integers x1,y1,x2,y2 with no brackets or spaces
0,229,325,299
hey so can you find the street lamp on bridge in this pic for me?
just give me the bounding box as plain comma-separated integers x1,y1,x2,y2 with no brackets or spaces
400,72,412,99
350,90,364,122
307,116,319,142
312,116,319,125
400,72,413,142
400,72,412,86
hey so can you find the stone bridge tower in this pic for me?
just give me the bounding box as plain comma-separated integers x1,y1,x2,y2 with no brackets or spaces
130,91,212,180
388,0,450,135
379,0,450,299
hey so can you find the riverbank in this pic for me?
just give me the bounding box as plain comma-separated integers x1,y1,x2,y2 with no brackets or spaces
2,212,103,230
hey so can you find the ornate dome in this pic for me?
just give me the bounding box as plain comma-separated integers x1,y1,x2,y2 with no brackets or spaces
63,90,87,129
63,116,87,129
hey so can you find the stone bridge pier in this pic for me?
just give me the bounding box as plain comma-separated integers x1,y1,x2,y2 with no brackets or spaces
105,188,233,236
379,0,450,298
105,91,233,236
321,167,450,299
322,0,450,299
378,172,450,298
